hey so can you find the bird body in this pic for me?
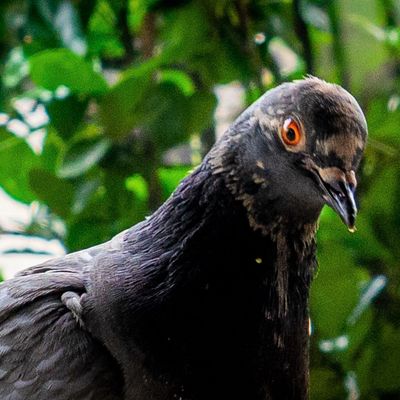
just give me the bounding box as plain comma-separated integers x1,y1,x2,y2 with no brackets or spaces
0,78,367,400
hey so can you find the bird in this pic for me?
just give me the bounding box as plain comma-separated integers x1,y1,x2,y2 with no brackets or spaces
0,77,367,400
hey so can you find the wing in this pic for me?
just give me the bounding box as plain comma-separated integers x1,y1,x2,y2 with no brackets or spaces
0,257,123,400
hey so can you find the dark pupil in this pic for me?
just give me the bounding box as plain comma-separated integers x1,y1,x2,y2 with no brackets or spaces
286,128,296,142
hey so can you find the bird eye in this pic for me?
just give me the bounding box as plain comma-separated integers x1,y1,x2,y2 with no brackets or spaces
281,118,302,146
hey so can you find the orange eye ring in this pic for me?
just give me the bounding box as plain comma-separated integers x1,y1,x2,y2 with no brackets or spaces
281,118,302,146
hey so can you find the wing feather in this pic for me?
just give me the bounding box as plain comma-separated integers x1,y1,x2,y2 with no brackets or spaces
0,263,123,400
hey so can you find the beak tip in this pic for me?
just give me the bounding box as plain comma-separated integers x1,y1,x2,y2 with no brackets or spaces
348,225,357,233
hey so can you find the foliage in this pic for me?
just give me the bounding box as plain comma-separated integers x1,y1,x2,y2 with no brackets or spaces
0,0,399,398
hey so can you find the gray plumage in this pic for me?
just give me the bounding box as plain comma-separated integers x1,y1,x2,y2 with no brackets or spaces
0,77,367,400
0,242,124,399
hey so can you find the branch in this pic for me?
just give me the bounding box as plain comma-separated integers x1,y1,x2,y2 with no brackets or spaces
117,5,135,65
327,1,350,88
139,12,156,59
293,0,314,75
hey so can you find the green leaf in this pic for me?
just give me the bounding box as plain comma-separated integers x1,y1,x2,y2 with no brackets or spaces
29,168,74,218
59,137,110,178
354,343,375,395
159,69,195,96
67,218,112,251
161,2,210,61
29,49,108,95
72,178,101,214
346,275,387,327
46,95,88,140
139,82,191,149
99,70,152,138
373,324,400,391
125,174,149,202
40,128,65,172
349,14,400,50
52,0,87,54
310,368,346,400
361,166,400,254
311,207,368,337
3,47,28,88
136,82,211,150
344,309,374,370
158,166,191,198
87,0,124,59
33,0,87,54
186,90,217,134
367,97,400,146
0,128,40,203
128,0,159,31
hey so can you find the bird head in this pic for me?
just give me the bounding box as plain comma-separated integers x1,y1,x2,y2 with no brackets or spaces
211,77,367,232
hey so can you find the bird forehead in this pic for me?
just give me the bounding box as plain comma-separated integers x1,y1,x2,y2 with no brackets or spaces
257,78,366,129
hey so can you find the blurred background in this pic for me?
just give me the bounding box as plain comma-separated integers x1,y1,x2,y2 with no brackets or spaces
0,0,399,398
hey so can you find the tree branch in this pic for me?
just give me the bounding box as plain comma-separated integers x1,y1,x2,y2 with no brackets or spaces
327,1,350,88
293,0,314,75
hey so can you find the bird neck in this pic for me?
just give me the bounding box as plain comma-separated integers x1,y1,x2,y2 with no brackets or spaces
114,160,318,398
131,158,319,303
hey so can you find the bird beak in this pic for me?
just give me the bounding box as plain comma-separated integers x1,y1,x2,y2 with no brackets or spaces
316,167,358,231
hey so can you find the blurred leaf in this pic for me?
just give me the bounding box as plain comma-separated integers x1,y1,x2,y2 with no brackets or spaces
76,0,97,28
361,165,400,254
125,82,216,151
53,0,87,54
99,69,152,138
67,218,112,251
46,95,88,140
159,69,195,96
161,2,210,61
158,166,191,198
3,47,29,88
186,90,217,133
346,275,387,327
373,324,400,391
367,97,400,146
40,129,65,172
310,368,346,400
349,14,400,51
338,0,390,94
59,137,110,178
0,128,40,203
138,82,191,149
125,174,149,202
128,0,159,31
29,49,108,95
301,3,330,31
354,343,375,395
311,208,368,337
345,309,374,366
29,168,74,218
34,0,87,54
88,0,124,59
72,178,101,214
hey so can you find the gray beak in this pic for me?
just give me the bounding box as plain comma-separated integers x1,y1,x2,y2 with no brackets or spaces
317,167,358,231
302,158,359,231
320,178,357,230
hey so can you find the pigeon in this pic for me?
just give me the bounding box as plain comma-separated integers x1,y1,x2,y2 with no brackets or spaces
0,77,367,400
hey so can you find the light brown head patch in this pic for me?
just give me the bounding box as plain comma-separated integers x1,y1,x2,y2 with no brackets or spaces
315,134,365,170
